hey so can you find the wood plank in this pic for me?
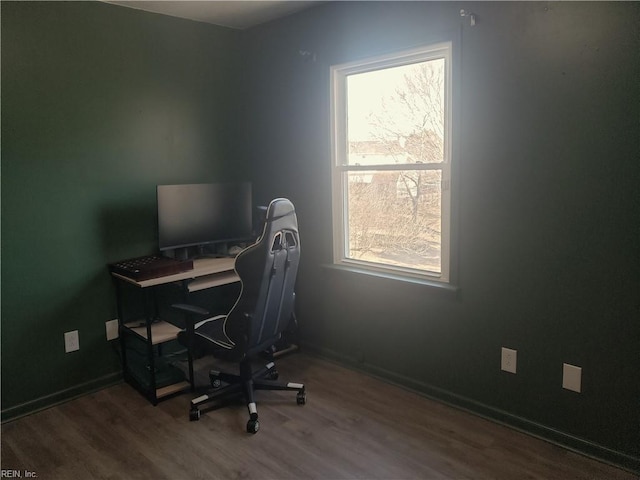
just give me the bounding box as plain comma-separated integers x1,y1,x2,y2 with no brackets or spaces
123,320,181,345
187,271,240,292
156,381,191,399
113,257,236,288
1,354,635,479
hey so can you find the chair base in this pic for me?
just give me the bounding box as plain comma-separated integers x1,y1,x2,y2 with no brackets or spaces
188,358,306,433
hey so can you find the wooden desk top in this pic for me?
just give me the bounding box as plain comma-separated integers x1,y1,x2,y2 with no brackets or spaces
112,256,237,288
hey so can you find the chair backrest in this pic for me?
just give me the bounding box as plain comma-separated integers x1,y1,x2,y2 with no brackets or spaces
224,198,300,357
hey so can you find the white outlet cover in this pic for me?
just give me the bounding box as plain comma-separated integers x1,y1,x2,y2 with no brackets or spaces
563,363,582,393
106,319,119,341
501,347,517,374
64,330,80,353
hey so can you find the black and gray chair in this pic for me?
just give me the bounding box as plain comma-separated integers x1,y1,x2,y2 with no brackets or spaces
174,198,305,433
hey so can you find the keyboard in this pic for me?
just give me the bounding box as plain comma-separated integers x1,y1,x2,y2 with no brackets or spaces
109,255,193,281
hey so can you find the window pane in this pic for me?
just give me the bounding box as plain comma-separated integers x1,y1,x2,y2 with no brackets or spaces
331,42,452,282
347,58,445,166
345,169,442,274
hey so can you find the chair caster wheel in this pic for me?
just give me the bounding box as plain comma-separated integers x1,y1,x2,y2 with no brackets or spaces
189,408,201,421
209,372,222,388
296,391,306,405
268,369,279,380
247,419,260,434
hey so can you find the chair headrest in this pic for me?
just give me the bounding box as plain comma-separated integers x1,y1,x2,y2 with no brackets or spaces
265,198,296,223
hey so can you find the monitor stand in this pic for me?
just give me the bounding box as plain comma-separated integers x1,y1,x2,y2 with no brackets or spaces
172,247,191,262
167,244,233,261
195,244,228,259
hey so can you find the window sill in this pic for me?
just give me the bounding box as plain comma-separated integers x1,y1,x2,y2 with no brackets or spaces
322,263,460,298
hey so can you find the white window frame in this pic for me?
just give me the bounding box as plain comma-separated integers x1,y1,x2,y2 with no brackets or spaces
330,42,453,283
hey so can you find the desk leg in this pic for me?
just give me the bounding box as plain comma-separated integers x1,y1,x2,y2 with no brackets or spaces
181,281,195,391
144,289,158,405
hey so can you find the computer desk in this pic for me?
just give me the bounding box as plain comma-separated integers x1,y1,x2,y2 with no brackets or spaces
111,257,240,405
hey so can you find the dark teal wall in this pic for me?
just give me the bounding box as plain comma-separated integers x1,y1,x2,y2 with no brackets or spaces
1,2,240,415
240,1,639,469
2,0,638,471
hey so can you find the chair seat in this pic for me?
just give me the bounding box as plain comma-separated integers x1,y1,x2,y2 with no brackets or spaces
177,315,234,359
193,315,234,349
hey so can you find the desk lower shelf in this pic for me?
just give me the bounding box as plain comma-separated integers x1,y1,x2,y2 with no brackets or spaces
157,381,191,399
124,320,182,345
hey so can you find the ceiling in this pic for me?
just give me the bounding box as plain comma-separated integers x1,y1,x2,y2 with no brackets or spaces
104,1,321,30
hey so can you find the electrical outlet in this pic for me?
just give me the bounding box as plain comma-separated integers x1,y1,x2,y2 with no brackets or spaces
563,363,582,393
64,330,80,353
106,319,119,341
501,347,517,374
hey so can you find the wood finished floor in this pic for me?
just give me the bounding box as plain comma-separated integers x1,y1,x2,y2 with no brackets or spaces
1,353,635,479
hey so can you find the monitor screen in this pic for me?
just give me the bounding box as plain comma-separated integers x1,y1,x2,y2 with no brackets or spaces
157,182,253,256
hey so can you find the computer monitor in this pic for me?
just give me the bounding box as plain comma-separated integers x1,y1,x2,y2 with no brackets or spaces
157,182,253,260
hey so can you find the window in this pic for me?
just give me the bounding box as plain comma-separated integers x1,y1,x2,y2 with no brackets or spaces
331,42,452,282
